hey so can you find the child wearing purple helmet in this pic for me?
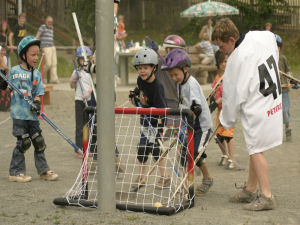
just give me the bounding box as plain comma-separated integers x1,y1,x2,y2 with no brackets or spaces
162,48,213,195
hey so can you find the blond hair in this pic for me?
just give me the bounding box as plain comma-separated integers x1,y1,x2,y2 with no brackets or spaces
212,18,239,42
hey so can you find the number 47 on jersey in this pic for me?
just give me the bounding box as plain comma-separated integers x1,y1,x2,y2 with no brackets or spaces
258,55,282,100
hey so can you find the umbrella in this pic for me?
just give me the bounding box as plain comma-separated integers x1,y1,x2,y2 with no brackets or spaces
180,0,239,18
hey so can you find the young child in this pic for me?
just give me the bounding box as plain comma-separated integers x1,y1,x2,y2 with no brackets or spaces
212,18,282,210
276,34,294,141
198,33,215,65
129,47,170,189
70,46,93,158
161,48,213,195
116,15,127,51
212,50,236,169
8,36,58,182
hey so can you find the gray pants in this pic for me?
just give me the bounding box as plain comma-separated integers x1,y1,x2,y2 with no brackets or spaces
9,119,50,176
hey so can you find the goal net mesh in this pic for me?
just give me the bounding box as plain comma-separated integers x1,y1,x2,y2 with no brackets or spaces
53,107,195,215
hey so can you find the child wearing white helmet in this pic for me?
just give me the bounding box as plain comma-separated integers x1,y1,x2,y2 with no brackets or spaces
7,35,58,182
129,47,171,189
70,46,94,158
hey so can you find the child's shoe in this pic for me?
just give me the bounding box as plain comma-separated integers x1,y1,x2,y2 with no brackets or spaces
219,155,228,166
131,176,146,189
243,194,276,211
286,128,292,142
155,176,171,189
195,177,213,195
226,159,235,169
9,174,32,183
40,171,59,181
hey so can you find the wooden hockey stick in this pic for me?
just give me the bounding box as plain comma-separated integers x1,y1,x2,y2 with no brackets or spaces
167,123,221,204
72,12,97,102
279,70,300,84
206,75,223,102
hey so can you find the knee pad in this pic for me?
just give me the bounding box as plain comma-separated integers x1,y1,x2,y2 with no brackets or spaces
31,133,46,153
137,145,149,163
17,133,31,153
151,145,161,161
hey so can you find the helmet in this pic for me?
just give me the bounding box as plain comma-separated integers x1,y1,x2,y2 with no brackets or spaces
161,49,191,70
163,35,186,49
18,36,40,59
76,46,92,57
133,47,158,67
275,34,282,47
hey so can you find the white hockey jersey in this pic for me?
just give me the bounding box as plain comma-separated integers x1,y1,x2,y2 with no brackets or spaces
220,31,283,155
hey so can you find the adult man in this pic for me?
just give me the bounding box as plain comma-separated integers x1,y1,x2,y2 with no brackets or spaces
212,18,282,211
9,13,27,59
36,16,59,84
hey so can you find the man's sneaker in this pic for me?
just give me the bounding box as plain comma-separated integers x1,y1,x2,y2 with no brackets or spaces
40,171,59,181
9,174,32,183
219,155,228,166
243,194,276,211
229,186,257,203
226,159,235,169
155,177,171,189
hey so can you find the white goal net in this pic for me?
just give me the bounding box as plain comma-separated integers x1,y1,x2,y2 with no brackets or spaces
53,107,195,215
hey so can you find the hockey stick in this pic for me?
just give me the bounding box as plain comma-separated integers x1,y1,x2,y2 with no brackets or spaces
206,75,223,102
0,71,83,154
72,12,97,102
279,70,300,84
166,123,221,205
214,136,244,170
37,54,44,71
145,36,164,62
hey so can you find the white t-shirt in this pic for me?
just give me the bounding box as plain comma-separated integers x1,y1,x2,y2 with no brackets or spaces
178,75,212,132
70,69,93,101
220,31,283,155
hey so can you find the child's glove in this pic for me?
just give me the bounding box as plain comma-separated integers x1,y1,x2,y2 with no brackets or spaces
0,70,8,90
129,87,140,106
190,100,202,118
30,100,41,115
209,95,218,113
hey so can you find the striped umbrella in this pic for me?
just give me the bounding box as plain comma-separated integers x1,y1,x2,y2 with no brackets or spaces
180,0,239,18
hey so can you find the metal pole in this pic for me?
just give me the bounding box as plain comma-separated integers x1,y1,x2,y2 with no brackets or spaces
96,0,115,212
18,0,22,15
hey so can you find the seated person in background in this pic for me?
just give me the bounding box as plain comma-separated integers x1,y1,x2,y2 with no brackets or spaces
197,33,215,65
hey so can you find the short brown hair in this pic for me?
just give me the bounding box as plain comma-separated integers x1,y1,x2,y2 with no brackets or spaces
212,18,239,42
18,13,26,19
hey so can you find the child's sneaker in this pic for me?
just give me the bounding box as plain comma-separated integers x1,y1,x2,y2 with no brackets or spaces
40,171,58,181
226,159,235,169
195,177,213,195
219,155,228,166
243,194,276,211
286,128,292,141
9,174,32,183
131,176,146,189
229,186,257,203
155,177,171,189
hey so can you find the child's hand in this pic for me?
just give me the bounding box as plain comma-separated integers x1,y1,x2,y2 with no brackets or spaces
190,100,202,118
30,100,41,115
129,87,140,106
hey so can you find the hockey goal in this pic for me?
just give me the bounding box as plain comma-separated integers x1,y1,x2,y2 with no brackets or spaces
53,107,195,215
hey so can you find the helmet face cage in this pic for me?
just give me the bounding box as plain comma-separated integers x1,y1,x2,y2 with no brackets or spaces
133,47,158,67
163,35,186,49
76,46,92,58
161,48,191,71
18,36,40,60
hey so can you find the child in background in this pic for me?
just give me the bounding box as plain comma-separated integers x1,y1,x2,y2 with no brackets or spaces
8,36,58,182
70,46,93,158
162,48,213,195
198,33,215,65
116,15,127,51
212,50,236,169
129,47,170,189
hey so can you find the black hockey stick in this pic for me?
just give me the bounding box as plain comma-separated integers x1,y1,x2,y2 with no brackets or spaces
0,71,83,154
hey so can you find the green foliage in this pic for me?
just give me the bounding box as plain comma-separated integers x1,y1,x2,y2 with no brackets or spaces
68,0,95,40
